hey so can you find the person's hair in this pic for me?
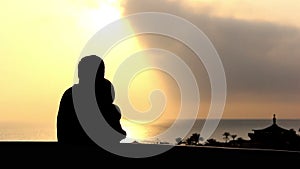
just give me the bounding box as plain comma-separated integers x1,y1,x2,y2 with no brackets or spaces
78,55,105,81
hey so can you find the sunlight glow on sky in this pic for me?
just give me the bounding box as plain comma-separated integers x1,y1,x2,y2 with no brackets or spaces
0,0,126,125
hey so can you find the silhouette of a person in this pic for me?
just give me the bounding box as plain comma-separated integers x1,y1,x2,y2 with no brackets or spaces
57,55,126,145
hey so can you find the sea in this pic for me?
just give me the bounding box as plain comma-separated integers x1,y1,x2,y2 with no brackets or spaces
121,119,300,144
0,119,299,144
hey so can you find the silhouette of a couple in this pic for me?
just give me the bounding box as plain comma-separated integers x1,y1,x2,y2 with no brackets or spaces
57,55,126,145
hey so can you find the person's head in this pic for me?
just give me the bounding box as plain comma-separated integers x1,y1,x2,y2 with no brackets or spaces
78,55,105,85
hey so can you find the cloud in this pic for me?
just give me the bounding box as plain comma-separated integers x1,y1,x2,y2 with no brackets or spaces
121,0,300,102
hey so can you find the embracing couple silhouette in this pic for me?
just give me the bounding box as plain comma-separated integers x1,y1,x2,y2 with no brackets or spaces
56,55,127,146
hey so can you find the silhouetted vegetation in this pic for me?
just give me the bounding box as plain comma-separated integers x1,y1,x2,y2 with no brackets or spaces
231,134,237,141
205,138,219,146
175,137,183,145
176,115,300,151
222,132,230,143
186,133,200,145
179,133,202,146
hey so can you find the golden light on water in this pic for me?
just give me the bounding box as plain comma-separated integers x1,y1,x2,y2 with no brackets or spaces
121,69,181,142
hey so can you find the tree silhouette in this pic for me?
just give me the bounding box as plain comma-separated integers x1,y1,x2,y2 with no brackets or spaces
175,137,183,145
231,134,237,141
223,132,231,143
186,133,200,145
205,138,218,146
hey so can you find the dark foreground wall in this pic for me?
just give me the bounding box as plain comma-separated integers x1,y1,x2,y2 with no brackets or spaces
0,142,299,165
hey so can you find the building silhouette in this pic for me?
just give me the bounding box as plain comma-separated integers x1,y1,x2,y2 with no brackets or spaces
248,114,300,150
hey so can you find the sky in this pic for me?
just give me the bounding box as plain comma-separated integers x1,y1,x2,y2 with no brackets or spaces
0,0,299,140
121,0,300,119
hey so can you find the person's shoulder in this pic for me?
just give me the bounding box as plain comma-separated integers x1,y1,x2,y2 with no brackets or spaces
65,86,73,92
65,86,73,93
61,85,76,97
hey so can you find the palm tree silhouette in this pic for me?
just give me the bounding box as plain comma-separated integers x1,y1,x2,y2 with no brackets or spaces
231,134,237,141
223,132,231,143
